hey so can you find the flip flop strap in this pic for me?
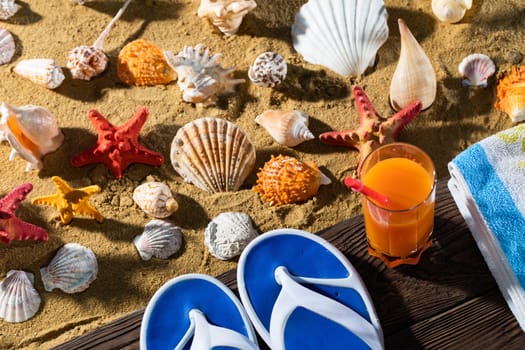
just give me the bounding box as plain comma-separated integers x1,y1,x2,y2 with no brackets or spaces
174,309,259,350
269,267,383,350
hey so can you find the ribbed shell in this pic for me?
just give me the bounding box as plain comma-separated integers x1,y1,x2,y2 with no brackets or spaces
458,53,496,88
0,0,20,20
255,110,314,147
0,27,14,65
170,117,256,193
40,243,98,294
248,52,287,88
291,0,389,77
431,0,472,23
204,212,258,260
13,58,65,89
133,219,183,260
495,65,525,123
117,39,176,86
0,270,41,323
254,155,331,206
132,182,178,218
67,46,108,80
197,0,257,36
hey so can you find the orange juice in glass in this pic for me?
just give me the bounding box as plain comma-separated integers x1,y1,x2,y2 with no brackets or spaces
359,142,436,268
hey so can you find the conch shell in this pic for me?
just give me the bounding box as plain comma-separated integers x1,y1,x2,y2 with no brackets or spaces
254,155,331,206
13,59,65,89
132,182,178,219
0,0,20,20
389,18,436,111
0,102,64,171
197,0,257,36
255,110,314,147
495,65,525,123
432,0,472,23
248,51,287,88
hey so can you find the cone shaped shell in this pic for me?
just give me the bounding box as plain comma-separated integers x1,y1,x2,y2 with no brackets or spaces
0,270,41,323
495,65,525,123
13,59,65,89
254,154,331,206
458,53,496,88
133,219,183,260
255,110,314,147
67,45,109,80
0,27,15,65
432,0,472,23
132,182,178,218
389,19,436,111
170,117,256,193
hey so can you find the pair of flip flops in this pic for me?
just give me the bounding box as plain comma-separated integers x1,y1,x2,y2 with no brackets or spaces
141,229,384,350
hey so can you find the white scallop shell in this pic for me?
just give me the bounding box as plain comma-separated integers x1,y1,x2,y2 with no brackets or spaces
255,110,314,147
0,0,20,20
133,219,183,260
164,44,245,106
132,182,178,219
170,117,256,193
0,102,64,171
197,0,257,36
248,52,287,88
458,53,495,88
432,0,472,24
291,0,389,77
0,270,41,323
13,58,65,89
204,212,258,260
0,27,15,65
40,243,98,294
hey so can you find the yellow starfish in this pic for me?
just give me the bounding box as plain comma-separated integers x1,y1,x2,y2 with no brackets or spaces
32,176,104,225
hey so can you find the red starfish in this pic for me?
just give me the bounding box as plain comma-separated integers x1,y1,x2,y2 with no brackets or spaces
71,107,164,179
319,85,422,174
0,183,48,244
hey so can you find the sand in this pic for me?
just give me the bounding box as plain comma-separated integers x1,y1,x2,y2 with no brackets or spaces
0,0,522,348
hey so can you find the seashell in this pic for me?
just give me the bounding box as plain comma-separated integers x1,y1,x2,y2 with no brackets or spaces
253,154,331,206
197,0,257,36
495,65,525,123
458,53,496,88
389,18,437,111
432,0,472,24
0,270,41,323
132,182,178,219
133,219,183,260
291,0,389,77
204,211,258,260
117,39,177,86
164,44,245,107
0,102,64,171
40,243,98,294
170,117,256,193
248,51,287,88
255,110,314,147
0,0,20,20
13,58,65,89
67,0,132,80
0,27,15,65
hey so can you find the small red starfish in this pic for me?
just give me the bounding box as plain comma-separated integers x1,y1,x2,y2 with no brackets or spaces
71,107,164,179
0,183,48,244
319,85,422,174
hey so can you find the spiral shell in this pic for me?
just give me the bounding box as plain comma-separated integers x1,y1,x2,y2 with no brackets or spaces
134,219,183,260
458,53,496,88
254,155,331,206
495,65,525,123
432,0,472,24
133,182,178,219
0,27,15,65
13,59,65,89
0,0,20,20
255,110,314,147
197,0,257,36
248,52,287,88
40,243,98,294
67,46,108,80
0,270,41,323
170,117,256,193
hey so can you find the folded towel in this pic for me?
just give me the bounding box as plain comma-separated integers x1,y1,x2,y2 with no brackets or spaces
448,124,525,332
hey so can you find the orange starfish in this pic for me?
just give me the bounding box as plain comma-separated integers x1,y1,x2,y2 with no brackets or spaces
31,176,104,225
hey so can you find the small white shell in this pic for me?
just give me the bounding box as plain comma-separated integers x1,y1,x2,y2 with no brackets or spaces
432,0,472,24
458,53,496,88
204,212,258,260
67,46,108,80
0,27,15,65
255,110,314,147
248,52,287,88
13,59,65,89
197,0,257,36
133,219,183,260
133,182,178,219
0,270,41,323
40,243,98,294
0,0,21,20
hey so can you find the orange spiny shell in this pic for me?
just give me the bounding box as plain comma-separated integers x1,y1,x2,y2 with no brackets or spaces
495,65,525,123
253,155,330,206
117,39,176,86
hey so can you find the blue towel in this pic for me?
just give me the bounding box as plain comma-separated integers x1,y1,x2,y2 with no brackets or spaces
448,124,525,331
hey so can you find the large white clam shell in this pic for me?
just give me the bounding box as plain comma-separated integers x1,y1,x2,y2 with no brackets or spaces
133,219,183,260
0,102,64,171
40,243,98,294
170,117,256,193
291,0,389,77
133,182,178,219
248,51,287,88
0,0,20,20
389,18,437,111
13,58,65,89
0,270,41,323
458,53,495,88
197,0,257,36
204,212,258,260
432,0,472,24
255,110,314,147
0,27,14,65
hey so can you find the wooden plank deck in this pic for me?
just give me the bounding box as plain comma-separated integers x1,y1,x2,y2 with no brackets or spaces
54,178,525,349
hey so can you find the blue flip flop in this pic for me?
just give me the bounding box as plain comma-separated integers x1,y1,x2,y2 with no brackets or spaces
140,273,259,350
237,228,384,350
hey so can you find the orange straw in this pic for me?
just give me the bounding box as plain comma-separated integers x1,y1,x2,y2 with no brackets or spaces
343,177,389,205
